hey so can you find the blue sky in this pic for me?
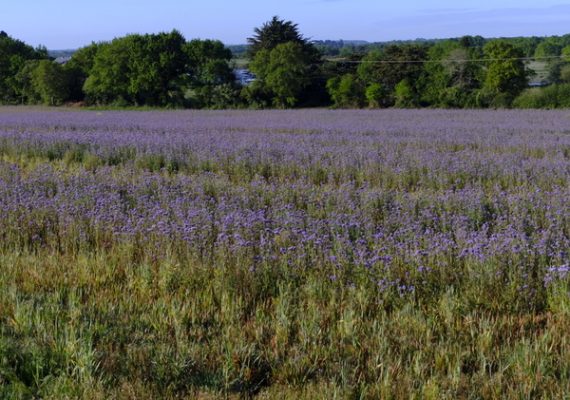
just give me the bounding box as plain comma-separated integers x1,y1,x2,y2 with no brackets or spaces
2,0,569,49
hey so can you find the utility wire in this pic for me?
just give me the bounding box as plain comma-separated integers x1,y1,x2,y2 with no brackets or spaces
323,55,566,64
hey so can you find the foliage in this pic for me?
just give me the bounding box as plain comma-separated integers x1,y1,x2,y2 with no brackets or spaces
513,83,570,108
0,31,48,103
65,42,103,102
560,65,570,83
563,45,570,62
245,17,323,108
84,31,188,106
13,60,41,104
247,16,315,60
394,79,415,107
249,42,313,108
534,37,563,58
5,26,570,110
326,74,364,108
13,60,71,105
356,44,428,106
31,60,71,105
421,40,484,107
482,40,529,106
184,39,238,108
365,82,386,108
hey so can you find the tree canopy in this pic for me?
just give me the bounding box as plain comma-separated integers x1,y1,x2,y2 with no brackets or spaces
83,31,187,106
1,25,569,109
481,40,528,106
247,16,308,57
245,17,323,108
0,31,48,103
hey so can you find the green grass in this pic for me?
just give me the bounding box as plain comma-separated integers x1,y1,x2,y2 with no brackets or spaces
1,246,570,399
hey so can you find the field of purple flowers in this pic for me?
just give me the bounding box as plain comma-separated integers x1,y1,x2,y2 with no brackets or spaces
0,108,569,398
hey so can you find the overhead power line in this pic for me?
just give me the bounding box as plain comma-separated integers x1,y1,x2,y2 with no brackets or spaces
324,55,566,64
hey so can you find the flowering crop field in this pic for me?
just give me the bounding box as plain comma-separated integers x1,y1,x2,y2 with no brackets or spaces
0,108,569,398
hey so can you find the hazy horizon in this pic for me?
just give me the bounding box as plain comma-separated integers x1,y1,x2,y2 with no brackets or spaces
3,0,570,49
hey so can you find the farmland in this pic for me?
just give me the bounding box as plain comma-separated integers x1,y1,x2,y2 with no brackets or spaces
0,108,569,398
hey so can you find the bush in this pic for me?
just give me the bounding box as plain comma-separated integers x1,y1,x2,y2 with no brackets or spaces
555,84,570,107
326,74,364,108
394,79,415,108
513,84,570,109
365,83,387,108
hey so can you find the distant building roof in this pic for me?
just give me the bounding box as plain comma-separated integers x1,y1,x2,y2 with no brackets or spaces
234,68,255,85
54,56,72,65
528,81,550,87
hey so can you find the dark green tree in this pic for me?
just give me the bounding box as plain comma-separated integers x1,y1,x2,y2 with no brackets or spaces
420,40,483,107
365,82,386,108
326,74,364,108
13,60,72,105
184,39,238,108
83,31,187,106
31,60,71,105
245,18,323,108
65,42,102,102
249,42,312,108
0,31,48,103
356,44,428,107
82,40,130,104
481,40,528,106
247,16,314,59
13,60,41,104
534,37,563,59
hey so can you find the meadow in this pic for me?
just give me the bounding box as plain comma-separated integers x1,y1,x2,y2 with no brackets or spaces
0,107,569,399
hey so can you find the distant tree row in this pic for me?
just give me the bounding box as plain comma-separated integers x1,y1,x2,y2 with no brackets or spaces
1,30,238,108
2,21,570,109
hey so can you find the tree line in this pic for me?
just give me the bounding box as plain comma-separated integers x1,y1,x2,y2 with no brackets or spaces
1,18,570,109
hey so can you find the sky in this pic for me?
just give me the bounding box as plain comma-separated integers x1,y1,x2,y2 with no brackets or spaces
2,0,569,49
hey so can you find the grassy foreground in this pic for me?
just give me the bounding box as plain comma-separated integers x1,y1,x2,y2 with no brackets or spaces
2,248,570,399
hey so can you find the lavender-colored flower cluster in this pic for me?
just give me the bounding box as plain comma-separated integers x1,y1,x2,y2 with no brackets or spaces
0,108,568,294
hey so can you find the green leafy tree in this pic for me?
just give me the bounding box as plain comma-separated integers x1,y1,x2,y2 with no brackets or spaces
365,83,386,108
184,39,237,108
562,45,570,62
0,31,48,103
249,42,312,108
245,17,324,108
421,40,483,107
552,46,570,84
83,40,130,104
481,40,528,106
536,39,567,86
13,60,41,104
207,83,242,109
65,42,102,101
356,49,383,84
459,35,486,49
326,74,364,108
502,36,540,57
31,60,71,105
534,38,563,59
83,31,187,106
356,44,428,106
394,79,415,108
14,59,71,105
559,65,570,83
